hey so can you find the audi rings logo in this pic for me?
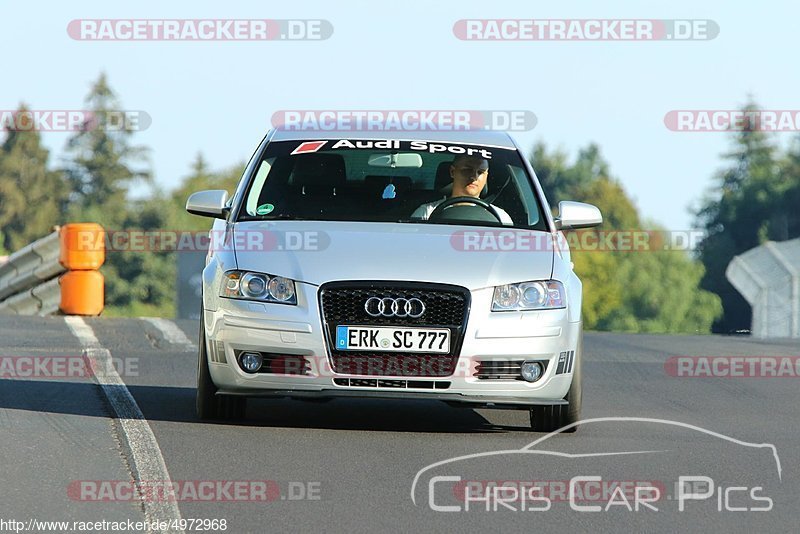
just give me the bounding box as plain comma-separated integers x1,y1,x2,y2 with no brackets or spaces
364,297,426,318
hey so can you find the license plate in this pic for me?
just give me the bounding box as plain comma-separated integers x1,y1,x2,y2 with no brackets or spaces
335,326,450,353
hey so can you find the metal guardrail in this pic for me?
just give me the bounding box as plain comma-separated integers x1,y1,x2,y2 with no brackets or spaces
0,224,105,316
726,238,800,338
0,230,63,301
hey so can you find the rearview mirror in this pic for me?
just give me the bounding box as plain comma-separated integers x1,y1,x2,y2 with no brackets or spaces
555,201,603,230
186,190,229,219
368,153,423,168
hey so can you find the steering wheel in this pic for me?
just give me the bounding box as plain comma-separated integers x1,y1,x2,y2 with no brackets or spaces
428,196,503,224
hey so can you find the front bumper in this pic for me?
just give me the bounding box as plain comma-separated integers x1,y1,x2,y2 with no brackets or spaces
204,283,581,407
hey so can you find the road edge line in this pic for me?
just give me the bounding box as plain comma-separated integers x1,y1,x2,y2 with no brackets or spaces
65,316,185,534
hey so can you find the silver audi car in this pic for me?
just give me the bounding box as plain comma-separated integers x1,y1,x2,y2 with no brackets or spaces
187,129,602,431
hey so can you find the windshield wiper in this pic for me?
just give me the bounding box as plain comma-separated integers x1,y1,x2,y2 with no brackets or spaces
258,214,304,220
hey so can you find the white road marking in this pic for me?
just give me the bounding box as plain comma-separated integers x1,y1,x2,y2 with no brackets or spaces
142,317,197,350
65,316,184,534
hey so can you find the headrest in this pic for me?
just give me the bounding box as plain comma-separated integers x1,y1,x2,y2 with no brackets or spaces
435,161,453,192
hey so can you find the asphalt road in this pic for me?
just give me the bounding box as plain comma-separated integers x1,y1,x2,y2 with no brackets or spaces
1,315,798,533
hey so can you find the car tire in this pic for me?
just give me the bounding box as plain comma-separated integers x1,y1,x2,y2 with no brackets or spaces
197,320,247,421
529,334,583,433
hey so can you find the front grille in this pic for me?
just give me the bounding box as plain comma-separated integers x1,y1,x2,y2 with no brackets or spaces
320,283,467,327
233,351,312,375
333,378,451,389
475,360,549,380
319,282,470,376
258,354,311,375
331,353,454,376
475,360,524,380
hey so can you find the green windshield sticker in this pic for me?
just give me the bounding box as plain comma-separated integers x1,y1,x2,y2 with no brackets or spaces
256,203,275,215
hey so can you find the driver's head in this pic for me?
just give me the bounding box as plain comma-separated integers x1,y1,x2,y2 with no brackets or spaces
450,154,489,198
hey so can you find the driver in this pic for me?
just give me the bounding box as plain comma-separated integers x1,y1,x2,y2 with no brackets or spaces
411,154,513,224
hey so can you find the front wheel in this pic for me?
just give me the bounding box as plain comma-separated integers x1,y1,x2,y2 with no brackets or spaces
197,322,246,421
529,336,583,432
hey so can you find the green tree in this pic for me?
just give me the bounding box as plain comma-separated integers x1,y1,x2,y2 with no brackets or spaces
102,194,177,317
0,105,67,252
61,74,154,313
533,143,593,205
599,240,721,333
102,155,245,317
166,153,244,231
694,100,796,333
532,142,722,332
63,73,150,227
780,138,800,239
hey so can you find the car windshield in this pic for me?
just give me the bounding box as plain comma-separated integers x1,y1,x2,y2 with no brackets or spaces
238,139,547,229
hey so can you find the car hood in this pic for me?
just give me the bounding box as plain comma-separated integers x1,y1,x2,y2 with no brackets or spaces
232,221,554,289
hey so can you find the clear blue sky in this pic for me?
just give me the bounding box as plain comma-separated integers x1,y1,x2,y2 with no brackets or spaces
3,1,798,231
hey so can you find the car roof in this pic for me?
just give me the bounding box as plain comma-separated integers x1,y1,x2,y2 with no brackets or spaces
269,129,518,149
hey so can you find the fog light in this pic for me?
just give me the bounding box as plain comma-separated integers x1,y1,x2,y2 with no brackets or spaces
240,352,263,373
520,361,544,382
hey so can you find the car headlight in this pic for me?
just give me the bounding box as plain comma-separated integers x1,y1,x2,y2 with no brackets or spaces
221,270,297,305
491,280,565,311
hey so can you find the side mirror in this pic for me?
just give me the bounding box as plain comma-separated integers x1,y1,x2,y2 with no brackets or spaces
186,190,230,219
555,201,603,230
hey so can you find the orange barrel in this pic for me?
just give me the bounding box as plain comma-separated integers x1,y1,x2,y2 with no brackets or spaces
60,270,104,316
59,223,105,270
